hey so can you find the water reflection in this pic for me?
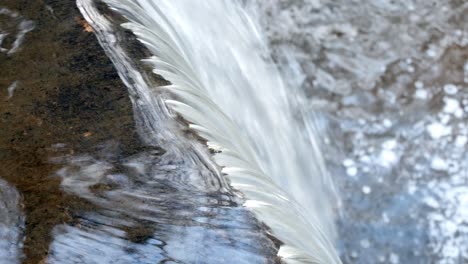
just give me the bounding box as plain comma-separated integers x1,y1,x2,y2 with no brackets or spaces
0,7,34,55
47,142,278,263
0,2,280,263
5,80,18,100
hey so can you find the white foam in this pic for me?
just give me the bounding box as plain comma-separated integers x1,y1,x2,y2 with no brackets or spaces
431,157,448,171
443,84,458,95
427,123,451,139
443,97,462,115
414,89,428,99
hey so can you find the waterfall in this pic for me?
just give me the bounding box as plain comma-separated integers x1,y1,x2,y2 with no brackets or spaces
77,0,342,263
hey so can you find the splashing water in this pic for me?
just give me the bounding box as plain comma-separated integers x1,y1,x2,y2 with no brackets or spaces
251,1,468,263
77,0,341,263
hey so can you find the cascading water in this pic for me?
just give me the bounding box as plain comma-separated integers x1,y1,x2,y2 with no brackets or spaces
77,0,341,263
1,0,466,263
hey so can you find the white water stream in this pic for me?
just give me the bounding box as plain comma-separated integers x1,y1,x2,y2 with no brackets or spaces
77,0,341,263
1,0,465,263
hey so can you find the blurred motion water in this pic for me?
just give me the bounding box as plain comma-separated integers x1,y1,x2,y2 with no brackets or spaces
0,7,34,56
77,0,340,262
1,0,467,263
0,1,278,263
251,0,468,263
46,143,278,264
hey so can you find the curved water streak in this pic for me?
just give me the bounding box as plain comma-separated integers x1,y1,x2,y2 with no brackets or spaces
78,0,341,263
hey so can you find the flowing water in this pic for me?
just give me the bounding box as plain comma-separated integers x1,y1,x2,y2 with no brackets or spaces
1,0,467,263
76,0,340,262
251,0,468,263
